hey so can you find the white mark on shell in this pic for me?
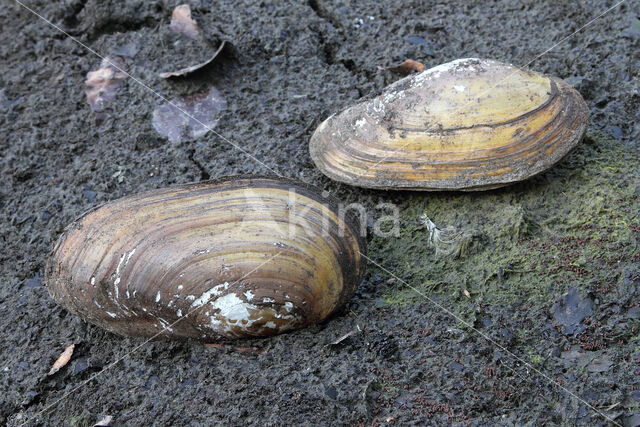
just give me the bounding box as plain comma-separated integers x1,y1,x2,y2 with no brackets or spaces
383,89,406,104
191,282,229,308
126,248,136,264
158,317,173,332
210,293,254,322
116,253,126,275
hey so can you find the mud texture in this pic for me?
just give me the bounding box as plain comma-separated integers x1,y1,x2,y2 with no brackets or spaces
1,0,639,425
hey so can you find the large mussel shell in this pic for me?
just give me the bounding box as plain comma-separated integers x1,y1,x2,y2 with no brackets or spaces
46,176,366,341
310,58,589,190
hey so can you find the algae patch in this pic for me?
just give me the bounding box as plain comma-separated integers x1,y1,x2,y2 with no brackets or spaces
368,134,639,316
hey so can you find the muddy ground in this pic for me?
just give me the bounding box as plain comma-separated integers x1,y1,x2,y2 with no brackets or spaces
1,0,639,425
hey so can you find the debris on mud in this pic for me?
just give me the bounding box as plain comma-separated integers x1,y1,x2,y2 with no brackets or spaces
420,213,472,258
158,3,227,78
552,288,593,335
151,86,226,143
560,348,614,373
205,343,267,355
169,4,200,39
85,57,127,112
93,415,113,426
328,325,362,346
47,343,75,376
378,59,425,75
159,41,226,78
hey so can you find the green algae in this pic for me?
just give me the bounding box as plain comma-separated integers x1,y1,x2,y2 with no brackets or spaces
368,133,640,316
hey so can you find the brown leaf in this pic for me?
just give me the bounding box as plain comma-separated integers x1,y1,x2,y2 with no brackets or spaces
85,57,127,112
48,343,75,375
159,41,226,79
170,4,200,39
378,59,425,75
94,415,113,426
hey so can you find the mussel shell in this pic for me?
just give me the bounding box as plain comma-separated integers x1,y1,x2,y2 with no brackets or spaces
45,176,366,341
310,58,589,190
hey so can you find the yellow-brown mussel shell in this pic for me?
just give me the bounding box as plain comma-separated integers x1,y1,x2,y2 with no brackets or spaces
310,58,589,190
45,176,366,342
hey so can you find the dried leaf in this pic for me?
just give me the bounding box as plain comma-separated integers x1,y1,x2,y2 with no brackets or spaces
152,86,227,143
170,4,200,39
378,59,425,75
159,41,226,79
463,289,471,299
48,343,75,375
94,415,113,426
85,57,127,112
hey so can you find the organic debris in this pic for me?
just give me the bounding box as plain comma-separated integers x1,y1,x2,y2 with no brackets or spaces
586,355,614,373
560,349,614,373
112,42,139,58
420,214,463,258
47,343,75,376
170,4,200,39
151,87,227,143
205,343,267,355
378,59,425,75
159,41,226,79
94,415,113,426
328,325,362,346
551,287,593,335
85,57,127,112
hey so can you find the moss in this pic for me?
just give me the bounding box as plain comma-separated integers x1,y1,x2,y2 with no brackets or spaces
370,133,640,315
527,348,544,366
